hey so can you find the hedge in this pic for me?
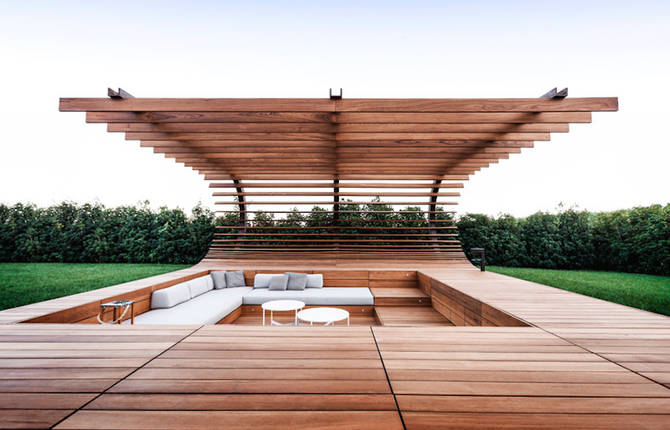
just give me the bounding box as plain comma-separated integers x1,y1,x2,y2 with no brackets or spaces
1,201,668,276
457,205,670,276
0,202,214,264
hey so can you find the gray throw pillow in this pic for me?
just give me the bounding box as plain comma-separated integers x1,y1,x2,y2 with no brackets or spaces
210,271,227,289
269,274,288,291
286,272,308,290
225,270,246,288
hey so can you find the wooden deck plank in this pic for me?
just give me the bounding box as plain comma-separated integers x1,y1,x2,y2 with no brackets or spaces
108,379,392,394
402,412,670,430
397,395,670,413
56,410,404,430
86,394,397,411
0,409,74,429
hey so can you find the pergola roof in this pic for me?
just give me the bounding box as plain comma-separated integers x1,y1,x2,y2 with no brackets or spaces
60,91,617,260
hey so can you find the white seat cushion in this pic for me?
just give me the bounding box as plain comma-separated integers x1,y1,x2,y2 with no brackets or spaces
134,287,252,325
242,287,373,306
151,283,191,309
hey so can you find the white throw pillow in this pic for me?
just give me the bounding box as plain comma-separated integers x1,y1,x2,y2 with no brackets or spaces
306,274,324,288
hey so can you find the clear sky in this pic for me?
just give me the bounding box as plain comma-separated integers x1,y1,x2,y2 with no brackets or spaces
1,1,668,216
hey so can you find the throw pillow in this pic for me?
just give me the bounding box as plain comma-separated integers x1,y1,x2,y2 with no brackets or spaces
225,270,246,288
210,271,227,289
268,274,289,291
306,274,324,288
254,273,281,289
286,272,308,290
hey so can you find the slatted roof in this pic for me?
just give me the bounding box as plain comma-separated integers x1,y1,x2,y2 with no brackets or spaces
59,90,617,260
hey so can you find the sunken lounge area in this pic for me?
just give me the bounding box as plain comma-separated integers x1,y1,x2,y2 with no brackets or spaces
1,93,670,429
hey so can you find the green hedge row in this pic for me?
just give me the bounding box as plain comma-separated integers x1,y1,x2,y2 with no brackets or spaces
0,202,214,264
2,201,668,276
457,205,670,276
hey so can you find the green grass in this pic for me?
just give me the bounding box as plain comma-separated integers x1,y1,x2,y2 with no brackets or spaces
488,266,670,316
0,263,190,311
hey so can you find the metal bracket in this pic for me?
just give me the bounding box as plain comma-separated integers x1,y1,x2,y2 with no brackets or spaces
540,87,568,99
329,88,343,100
108,88,134,99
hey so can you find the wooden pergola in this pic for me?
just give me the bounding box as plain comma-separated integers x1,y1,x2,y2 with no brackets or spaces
60,89,617,260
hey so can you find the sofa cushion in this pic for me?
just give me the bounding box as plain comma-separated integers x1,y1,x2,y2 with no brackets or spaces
306,274,323,289
243,287,374,306
286,272,308,290
210,271,227,289
269,274,288,291
188,276,213,298
151,283,191,309
254,273,282,289
134,287,252,325
225,270,246,288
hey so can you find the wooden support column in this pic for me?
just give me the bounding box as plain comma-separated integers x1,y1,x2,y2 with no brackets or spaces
233,179,246,247
428,179,442,247
333,178,340,251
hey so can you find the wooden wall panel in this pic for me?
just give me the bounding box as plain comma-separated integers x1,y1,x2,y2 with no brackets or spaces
427,277,528,327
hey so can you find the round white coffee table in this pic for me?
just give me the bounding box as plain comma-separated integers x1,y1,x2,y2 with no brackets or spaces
297,307,350,326
261,300,305,326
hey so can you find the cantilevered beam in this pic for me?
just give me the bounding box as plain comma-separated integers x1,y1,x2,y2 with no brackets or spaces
60,97,618,112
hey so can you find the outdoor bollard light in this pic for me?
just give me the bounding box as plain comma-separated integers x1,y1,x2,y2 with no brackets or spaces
470,248,486,272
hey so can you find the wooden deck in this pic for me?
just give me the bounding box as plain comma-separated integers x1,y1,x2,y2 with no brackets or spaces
1,324,669,429
1,259,669,428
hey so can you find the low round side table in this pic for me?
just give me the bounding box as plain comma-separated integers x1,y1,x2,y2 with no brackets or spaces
261,300,305,326
297,307,350,326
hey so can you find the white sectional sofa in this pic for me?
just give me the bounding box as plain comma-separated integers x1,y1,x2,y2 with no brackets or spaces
130,271,374,325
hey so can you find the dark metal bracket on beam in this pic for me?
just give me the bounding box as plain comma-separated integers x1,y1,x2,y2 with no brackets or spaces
329,88,343,100
108,88,134,99
541,87,568,99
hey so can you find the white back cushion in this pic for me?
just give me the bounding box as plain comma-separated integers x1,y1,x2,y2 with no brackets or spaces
254,273,283,289
188,276,214,298
306,274,324,288
151,283,191,309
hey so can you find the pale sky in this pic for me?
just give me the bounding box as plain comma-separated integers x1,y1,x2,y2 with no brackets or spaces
1,1,668,217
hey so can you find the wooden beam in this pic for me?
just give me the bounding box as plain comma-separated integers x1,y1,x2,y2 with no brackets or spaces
208,182,465,188
107,122,567,133
87,111,592,124
60,97,618,112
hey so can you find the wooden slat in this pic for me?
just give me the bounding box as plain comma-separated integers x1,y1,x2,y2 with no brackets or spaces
61,97,618,112
87,111,592,123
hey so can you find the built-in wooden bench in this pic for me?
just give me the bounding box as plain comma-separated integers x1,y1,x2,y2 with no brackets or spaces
418,272,528,327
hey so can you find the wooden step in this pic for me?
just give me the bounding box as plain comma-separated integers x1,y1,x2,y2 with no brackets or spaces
370,288,431,307
374,306,453,326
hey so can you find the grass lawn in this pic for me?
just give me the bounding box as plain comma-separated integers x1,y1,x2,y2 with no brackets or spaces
0,263,190,311
488,266,670,316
